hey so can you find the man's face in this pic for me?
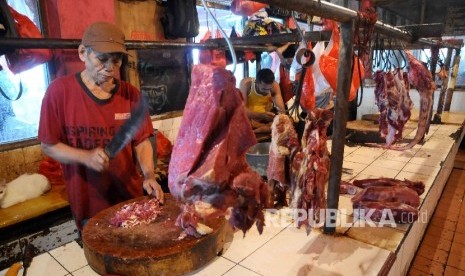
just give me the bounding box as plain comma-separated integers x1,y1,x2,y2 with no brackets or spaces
256,80,273,95
81,47,123,84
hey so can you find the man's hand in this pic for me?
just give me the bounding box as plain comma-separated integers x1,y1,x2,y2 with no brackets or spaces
251,111,275,123
143,175,165,204
85,148,110,172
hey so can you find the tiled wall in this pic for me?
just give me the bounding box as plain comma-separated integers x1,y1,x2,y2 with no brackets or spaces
0,144,44,183
357,87,465,120
0,116,183,183
152,116,183,145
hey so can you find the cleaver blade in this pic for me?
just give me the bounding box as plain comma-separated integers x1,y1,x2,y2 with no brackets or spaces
104,98,148,159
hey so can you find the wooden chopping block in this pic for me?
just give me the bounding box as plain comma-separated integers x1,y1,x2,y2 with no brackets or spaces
83,194,232,276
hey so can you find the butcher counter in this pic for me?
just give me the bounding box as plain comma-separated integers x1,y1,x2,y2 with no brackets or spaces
1,111,464,276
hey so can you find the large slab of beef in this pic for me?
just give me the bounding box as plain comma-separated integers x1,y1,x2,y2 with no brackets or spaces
168,64,269,237
290,109,333,231
267,114,300,207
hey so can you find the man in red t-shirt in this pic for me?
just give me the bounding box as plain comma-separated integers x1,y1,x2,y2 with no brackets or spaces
38,22,164,231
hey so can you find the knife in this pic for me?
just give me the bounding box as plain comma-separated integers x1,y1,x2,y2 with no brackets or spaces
104,98,148,159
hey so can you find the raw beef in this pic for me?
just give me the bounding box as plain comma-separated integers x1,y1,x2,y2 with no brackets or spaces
351,185,420,208
350,177,423,224
374,69,413,147
352,177,424,195
353,200,419,224
168,64,269,236
290,109,333,231
389,52,436,150
109,198,161,228
267,114,300,206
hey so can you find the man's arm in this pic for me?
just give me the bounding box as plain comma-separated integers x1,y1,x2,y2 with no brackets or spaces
41,142,109,172
134,138,164,203
271,81,286,113
239,77,251,104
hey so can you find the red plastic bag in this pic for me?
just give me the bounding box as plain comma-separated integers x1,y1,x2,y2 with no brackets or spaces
211,30,227,67
320,54,365,102
198,30,226,68
199,30,213,65
38,156,64,185
156,131,173,160
319,24,364,102
5,6,52,74
279,65,294,103
230,0,268,16
300,43,315,111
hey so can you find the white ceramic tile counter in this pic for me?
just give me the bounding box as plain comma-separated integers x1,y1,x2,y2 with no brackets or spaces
2,112,464,276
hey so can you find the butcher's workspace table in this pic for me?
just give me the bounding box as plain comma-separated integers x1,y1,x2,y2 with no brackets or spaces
190,111,465,276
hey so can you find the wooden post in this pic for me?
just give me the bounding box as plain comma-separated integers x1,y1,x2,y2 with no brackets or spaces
444,48,461,111
324,20,354,234
432,47,453,123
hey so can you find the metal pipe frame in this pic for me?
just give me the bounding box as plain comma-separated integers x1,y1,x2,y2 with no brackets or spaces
324,20,355,234
444,48,462,111
432,47,453,123
0,37,277,52
254,0,461,50
0,31,333,53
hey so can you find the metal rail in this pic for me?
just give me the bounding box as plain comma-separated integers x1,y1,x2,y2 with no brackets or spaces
254,0,462,49
0,37,277,52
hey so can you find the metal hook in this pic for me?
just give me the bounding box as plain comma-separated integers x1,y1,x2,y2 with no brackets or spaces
398,49,407,69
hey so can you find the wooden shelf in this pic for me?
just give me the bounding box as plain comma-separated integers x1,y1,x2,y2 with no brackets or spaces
0,185,69,229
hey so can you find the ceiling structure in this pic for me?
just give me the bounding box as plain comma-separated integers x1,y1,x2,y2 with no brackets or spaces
373,0,465,37
200,0,465,38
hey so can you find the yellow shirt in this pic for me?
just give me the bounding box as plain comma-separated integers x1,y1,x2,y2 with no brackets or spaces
246,78,272,113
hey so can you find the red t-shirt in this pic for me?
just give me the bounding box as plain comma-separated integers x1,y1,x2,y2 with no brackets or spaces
38,73,154,230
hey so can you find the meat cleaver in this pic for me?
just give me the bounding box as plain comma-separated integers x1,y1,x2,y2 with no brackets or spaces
104,98,148,159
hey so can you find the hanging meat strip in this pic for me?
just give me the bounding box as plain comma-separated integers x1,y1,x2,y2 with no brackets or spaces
374,69,413,147
389,52,436,150
290,109,333,231
267,114,300,207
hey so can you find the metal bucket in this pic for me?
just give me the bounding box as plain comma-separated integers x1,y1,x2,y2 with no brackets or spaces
246,142,270,177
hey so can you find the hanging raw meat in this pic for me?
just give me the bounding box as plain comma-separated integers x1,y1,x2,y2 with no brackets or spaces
168,64,269,237
278,64,294,103
290,109,333,232
267,114,300,206
387,52,436,150
374,69,413,147
300,43,315,111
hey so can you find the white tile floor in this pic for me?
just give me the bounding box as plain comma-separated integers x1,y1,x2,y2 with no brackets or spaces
2,113,464,276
